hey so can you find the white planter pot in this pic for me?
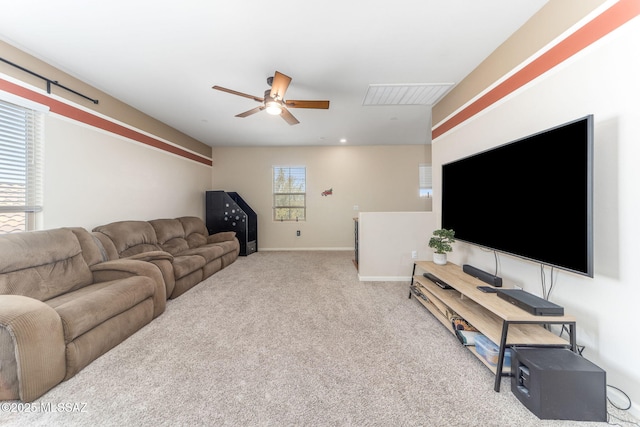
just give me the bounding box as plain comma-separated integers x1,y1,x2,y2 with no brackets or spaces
433,253,447,265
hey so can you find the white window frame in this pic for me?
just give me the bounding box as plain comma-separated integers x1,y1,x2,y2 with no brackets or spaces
0,96,45,233
419,163,432,198
272,166,306,221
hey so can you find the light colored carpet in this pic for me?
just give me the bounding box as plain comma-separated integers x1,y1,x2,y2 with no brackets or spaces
1,251,625,426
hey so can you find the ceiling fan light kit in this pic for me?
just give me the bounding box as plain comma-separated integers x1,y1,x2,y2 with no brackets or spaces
265,102,282,115
213,71,329,125
264,90,283,115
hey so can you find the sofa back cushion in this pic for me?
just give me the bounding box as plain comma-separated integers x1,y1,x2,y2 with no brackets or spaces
0,229,93,301
68,227,106,266
178,216,209,248
92,221,160,258
149,219,189,255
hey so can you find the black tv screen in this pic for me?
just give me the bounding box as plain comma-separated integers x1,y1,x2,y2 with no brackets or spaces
441,115,594,277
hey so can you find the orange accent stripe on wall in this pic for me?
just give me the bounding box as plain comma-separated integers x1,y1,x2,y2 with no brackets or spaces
432,0,640,140
0,78,213,166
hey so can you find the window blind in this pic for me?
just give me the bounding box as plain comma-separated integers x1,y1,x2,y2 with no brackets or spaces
273,166,306,221
419,163,432,197
0,99,44,233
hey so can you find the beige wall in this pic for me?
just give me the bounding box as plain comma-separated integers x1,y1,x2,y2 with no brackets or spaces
432,10,640,415
433,0,608,127
43,114,212,230
211,144,432,250
358,211,435,280
0,40,211,157
1,41,214,231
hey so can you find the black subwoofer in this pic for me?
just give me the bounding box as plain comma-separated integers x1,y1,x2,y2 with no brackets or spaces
511,347,606,421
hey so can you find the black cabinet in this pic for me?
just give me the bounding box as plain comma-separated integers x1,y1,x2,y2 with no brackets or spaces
205,191,257,256
354,218,359,269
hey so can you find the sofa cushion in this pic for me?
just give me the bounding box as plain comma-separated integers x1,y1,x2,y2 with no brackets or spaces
0,229,93,301
178,216,209,248
209,240,240,255
186,232,207,248
64,298,153,380
171,255,206,279
45,277,155,343
149,218,189,255
93,221,161,258
178,245,225,263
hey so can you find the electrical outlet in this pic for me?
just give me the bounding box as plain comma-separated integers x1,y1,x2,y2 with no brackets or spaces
411,250,417,259
296,230,300,237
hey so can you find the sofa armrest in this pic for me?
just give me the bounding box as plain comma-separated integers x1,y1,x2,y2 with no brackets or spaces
119,252,175,298
0,295,66,402
90,259,167,318
119,252,176,303
207,231,236,244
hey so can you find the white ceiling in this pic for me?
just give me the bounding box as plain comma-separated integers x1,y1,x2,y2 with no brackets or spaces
0,1,548,147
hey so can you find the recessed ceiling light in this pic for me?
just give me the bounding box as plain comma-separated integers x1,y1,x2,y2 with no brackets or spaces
339,138,347,143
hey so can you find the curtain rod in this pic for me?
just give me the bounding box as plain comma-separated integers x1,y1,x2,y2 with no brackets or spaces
0,57,99,105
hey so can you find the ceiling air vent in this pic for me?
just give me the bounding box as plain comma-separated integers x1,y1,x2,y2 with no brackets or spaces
362,83,454,106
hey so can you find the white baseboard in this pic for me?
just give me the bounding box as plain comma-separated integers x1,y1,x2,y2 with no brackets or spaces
357,275,411,282
258,247,353,252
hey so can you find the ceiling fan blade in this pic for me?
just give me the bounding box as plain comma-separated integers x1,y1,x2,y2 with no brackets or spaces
212,86,263,102
235,106,265,118
280,107,299,125
270,71,292,101
284,100,330,109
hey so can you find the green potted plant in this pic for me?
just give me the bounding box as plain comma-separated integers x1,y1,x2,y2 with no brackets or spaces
429,228,455,265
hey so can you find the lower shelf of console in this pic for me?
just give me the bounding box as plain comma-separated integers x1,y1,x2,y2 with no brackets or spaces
410,284,511,375
410,266,574,391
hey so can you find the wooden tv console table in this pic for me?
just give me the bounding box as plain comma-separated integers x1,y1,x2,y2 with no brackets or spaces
409,261,576,392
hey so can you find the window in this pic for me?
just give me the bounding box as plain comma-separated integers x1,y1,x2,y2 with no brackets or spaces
273,166,306,221
419,163,432,198
0,99,44,234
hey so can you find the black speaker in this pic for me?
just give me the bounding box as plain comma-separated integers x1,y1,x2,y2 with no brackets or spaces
511,347,606,421
462,264,502,287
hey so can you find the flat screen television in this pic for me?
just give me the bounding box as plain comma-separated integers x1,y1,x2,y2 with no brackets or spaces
441,115,594,277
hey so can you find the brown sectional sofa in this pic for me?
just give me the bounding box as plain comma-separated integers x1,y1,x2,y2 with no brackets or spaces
93,216,240,298
0,228,163,402
0,216,239,402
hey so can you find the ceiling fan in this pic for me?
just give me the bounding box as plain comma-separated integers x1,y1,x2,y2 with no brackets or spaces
212,71,330,125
